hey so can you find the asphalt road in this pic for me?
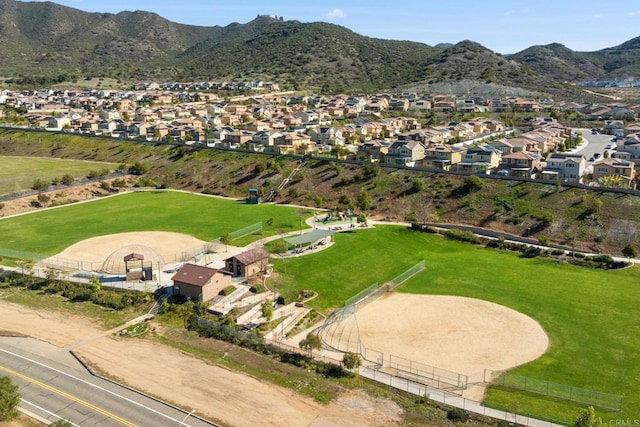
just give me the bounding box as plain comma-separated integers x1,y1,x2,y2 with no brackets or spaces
0,337,217,427
575,128,618,168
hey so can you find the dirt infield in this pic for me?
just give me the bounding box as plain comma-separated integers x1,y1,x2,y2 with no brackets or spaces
355,293,549,399
52,231,209,265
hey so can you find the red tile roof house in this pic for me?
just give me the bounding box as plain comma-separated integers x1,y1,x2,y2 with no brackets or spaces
171,264,232,302
224,247,270,280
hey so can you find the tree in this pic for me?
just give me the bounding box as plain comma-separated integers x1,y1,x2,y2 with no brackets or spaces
356,187,372,211
261,299,273,321
463,175,484,192
299,332,322,355
220,232,232,252
574,406,602,427
342,352,361,370
622,243,637,261
0,376,19,421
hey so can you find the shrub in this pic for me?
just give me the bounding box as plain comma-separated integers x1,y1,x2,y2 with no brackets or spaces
250,283,265,293
61,173,74,185
32,179,49,191
464,175,484,192
219,285,236,296
442,229,481,244
447,407,469,422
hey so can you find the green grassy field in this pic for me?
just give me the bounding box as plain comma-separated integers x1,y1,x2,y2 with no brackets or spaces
272,226,640,421
0,190,306,258
0,156,118,195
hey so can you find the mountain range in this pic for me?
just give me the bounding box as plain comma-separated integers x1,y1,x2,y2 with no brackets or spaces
1,0,639,93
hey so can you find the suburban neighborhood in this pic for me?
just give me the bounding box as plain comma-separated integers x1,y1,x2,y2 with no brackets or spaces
1,82,639,188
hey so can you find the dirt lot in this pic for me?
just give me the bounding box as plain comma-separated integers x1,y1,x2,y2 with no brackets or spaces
0,302,403,427
0,179,128,218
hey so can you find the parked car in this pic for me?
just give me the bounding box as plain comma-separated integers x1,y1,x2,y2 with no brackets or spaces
593,153,601,159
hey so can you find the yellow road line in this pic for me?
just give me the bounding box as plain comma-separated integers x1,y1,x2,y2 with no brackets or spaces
0,365,137,427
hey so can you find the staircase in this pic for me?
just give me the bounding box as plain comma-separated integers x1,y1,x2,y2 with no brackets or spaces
264,158,306,202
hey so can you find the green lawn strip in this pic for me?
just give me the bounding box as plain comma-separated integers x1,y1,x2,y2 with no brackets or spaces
483,387,596,424
0,286,145,329
0,155,117,195
273,225,640,419
0,191,302,256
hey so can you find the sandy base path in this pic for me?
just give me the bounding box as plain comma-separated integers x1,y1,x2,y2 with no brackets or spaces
0,301,402,427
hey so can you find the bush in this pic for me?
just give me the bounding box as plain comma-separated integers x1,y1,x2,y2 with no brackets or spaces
61,173,74,185
250,283,265,293
32,178,49,191
219,285,236,296
464,175,484,192
447,407,469,422
442,228,481,244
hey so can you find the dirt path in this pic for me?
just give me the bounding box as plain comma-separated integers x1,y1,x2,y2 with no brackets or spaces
0,301,403,427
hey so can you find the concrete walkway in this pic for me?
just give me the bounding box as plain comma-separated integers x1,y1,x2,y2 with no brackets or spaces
360,367,565,426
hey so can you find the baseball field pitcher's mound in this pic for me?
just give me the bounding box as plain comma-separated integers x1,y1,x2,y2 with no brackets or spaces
100,244,165,275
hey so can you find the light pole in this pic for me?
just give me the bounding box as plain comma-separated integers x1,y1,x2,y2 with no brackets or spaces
178,409,195,427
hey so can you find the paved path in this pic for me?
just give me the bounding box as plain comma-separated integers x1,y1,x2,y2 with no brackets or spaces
360,367,564,427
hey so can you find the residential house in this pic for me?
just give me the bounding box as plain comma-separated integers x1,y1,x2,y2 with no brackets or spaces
487,98,509,113
540,153,586,183
487,138,515,154
383,140,425,167
251,130,282,148
294,110,319,124
432,99,456,113
389,98,410,112
308,126,344,146
457,144,502,173
419,143,464,170
273,132,313,154
46,114,71,130
592,158,636,186
456,99,476,113
512,99,542,113
614,136,640,165
604,120,625,138
409,99,432,112
365,97,389,112
498,151,542,178
171,263,232,302
502,137,541,154
224,247,270,279
355,140,388,162
222,130,254,148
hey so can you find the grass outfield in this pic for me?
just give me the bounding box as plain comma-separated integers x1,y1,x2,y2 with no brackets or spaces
0,190,307,257
0,155,117,195
272,226,640,421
